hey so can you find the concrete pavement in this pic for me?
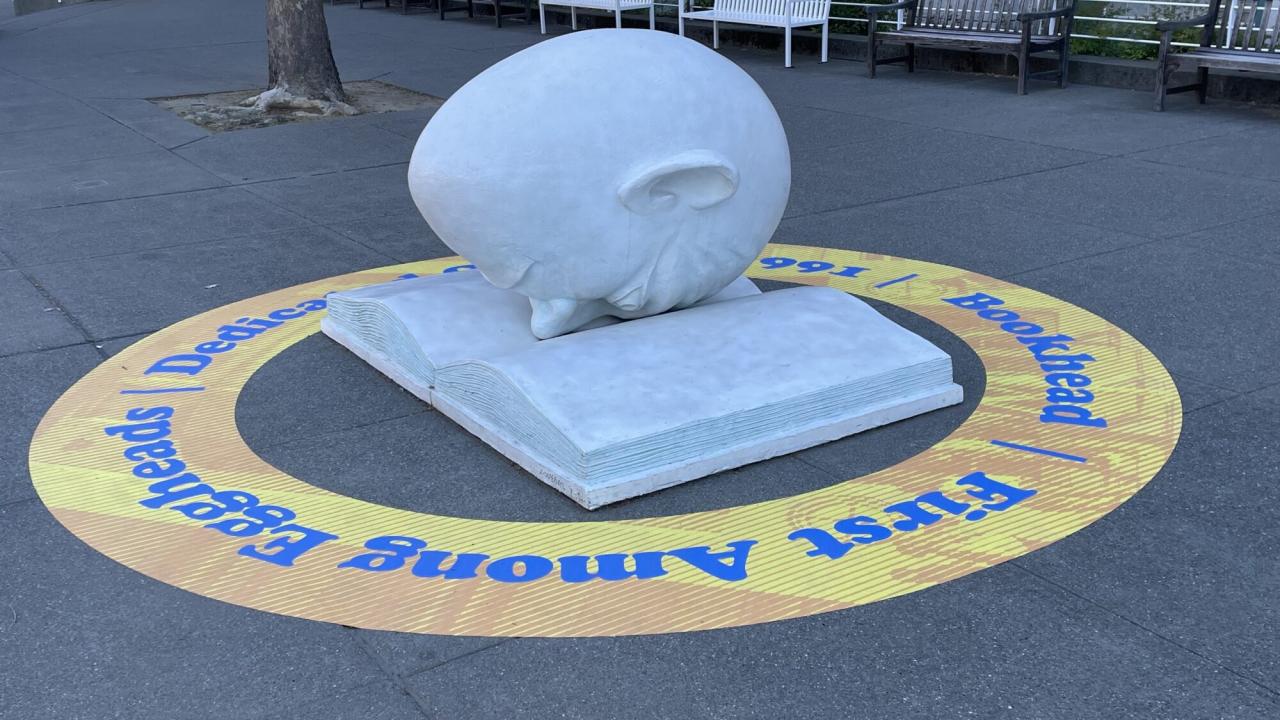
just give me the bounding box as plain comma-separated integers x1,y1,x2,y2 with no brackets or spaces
2,1,1279,718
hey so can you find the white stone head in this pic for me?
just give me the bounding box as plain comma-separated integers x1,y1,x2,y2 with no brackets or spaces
408,29,791,339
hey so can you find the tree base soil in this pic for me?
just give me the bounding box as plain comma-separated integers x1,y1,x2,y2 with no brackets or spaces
150,80,443,132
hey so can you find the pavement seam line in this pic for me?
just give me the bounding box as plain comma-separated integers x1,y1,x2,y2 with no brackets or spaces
0,335,134,361
790,153,1276,244
402,639,513,680
1121,148,1280,188
0,497,38,511
1163,207,1280,241
795,99,1141,158
349,631,436,719
11,269,108,360
235,174,408,264
2,156,404,215
1009,560,1280,702
778,154,1109,224
91,39,265,58
791,114,1110,163
0,2,115,33
1003,226,1280,286
2,178,234,213
1244,377,1280,398
0,55,179,161
790,451,870,483
250,408,433,454
1181,392,1249,417
12,223,321,273
1167,370,1243,396
157,86,416,184
166,135,211,152
783,182,1156,247
230,160,411,196
1000,234,1169,280
1114,123,1274,160
1168,233,1280,272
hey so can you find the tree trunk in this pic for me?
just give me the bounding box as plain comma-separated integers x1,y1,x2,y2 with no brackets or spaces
244,0,355,115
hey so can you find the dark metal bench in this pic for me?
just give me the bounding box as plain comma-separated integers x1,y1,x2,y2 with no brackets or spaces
1155,0,1280,110
866,0,1077,94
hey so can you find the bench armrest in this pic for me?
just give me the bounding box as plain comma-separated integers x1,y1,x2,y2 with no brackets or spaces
1155,13,1210,32
866,0,915,19
1016,3,1073,22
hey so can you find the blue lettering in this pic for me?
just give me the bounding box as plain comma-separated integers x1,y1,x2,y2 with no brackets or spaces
145,354,211,376
239,524,337,566
666,541,755,581
486,555,554,583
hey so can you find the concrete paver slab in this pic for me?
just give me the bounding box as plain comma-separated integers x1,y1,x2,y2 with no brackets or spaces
25,226,390,338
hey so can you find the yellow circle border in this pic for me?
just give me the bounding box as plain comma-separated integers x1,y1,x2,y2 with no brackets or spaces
29,244,1181,637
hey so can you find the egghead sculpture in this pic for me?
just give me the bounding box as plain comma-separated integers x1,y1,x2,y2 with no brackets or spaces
323,29,962,509
407,29,791,339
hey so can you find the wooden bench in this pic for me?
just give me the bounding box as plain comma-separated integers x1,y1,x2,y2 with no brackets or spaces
866,0,1077,94
678,0,833,67
440,0,531,27
356,0,433,14
1155,0,1280,110
539,0,656,34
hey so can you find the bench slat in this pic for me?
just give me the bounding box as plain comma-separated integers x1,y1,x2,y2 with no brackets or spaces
547,0,652,8
1241,0,1258,50
700,0,831,21
977,0,997,33
879,28,1057,45
882,28,1057,39
683,9,826,25
1177,46,1280,70
1263,0,1279,51
1210,0,1280,52
967,0,983,31
1270,0,1280,50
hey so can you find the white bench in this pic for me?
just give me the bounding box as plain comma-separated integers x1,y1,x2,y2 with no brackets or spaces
679,0,831,67
539,0,656,33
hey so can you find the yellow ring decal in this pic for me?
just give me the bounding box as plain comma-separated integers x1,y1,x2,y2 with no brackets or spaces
29,244,1181,637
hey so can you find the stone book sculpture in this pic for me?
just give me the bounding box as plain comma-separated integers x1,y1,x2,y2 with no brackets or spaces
323,272,958,508
323,29,962,508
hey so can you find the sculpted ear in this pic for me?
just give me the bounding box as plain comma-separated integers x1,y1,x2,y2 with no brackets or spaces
618,150,739,215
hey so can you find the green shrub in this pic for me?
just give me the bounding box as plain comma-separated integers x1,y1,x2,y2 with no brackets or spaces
1071,1,1207,61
